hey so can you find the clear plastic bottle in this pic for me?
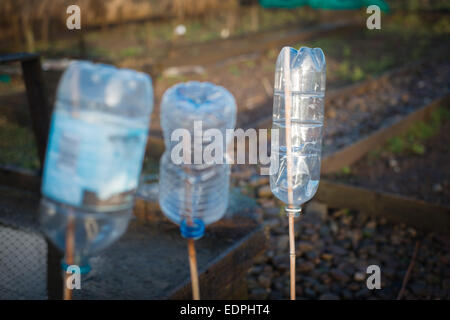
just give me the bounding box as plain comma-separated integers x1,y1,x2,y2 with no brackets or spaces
270,47,326,213
158,82,236,238
40,61,153,271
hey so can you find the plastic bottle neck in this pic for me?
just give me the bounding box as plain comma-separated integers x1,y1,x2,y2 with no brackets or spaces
180,218,205,240
285,205,302,218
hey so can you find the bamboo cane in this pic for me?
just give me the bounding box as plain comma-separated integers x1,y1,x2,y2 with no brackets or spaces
284,48,296,300
187,238,200,300
63,67,80,300
63,212,75,300
184,162,200,300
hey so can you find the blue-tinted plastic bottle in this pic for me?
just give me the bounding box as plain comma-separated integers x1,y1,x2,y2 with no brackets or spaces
40,61,153,271
158,82,236,238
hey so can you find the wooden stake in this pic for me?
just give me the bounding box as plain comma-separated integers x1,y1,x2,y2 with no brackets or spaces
187,239,200,300
63,212,75,300
63,67,80,300
284,48,296,300
184,162,200,300
288,214,295,300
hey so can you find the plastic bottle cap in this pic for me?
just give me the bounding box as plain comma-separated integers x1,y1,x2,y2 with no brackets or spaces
180,218,205,240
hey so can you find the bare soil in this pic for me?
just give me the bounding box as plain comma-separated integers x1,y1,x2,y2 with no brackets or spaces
327,120,450,207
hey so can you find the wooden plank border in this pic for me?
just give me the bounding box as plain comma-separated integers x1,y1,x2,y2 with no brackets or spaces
0,165,40,193
316,179,450,234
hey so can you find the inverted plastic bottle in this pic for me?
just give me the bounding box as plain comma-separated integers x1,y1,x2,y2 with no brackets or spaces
158,81,236,239
269,46,326,216
40,61,153,272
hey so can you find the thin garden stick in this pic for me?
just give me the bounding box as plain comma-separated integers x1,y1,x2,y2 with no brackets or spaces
397,240,420,300
63,67,80,300
187,238,200,300
184,161,200,300
63,211,75,300
284,48,296,300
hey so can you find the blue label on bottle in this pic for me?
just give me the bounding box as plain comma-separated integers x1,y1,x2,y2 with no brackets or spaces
42,111,148,211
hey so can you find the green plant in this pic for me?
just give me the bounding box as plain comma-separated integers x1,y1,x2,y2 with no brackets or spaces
341,166,351,175
411,143,425,155
342,45,351,58
384,107,449,156
351,66,364,82
407,121,436,141
0,119,40,170
387,137,405,154
119,46,143,58
431,107,450,126
337,61,350,78
433,17,450,35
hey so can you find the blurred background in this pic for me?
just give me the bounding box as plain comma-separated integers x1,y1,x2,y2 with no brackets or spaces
0,0,449,300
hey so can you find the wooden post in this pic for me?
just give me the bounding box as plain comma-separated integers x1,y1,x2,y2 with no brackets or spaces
184,163,200,300
46,238,64,300
21,56,51,168
63,213,75,300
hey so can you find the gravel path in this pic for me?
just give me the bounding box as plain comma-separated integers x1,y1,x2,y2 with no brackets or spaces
230,166,450,300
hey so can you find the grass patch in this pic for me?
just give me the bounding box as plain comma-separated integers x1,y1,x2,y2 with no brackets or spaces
0,118,40,170
118,46,144,59
385,107,450,156
306,36,391,83
337,62,366,83
304,13,446,85
340,166,351,175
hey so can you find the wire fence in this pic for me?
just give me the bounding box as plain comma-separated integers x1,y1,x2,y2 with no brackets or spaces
0,198,48,299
